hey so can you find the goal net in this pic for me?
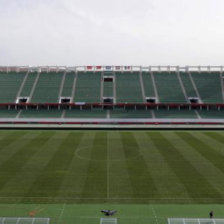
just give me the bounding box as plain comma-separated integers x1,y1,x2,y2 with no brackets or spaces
100,218,117,224
0,217,50,224
168,218,224,224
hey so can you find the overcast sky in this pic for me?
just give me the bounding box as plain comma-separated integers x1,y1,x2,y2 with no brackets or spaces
0,0,224,66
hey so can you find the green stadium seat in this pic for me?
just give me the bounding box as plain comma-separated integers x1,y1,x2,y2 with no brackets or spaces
74,72,101,103
154,109,197,118
179,72,197,98
142,72,155,98
20,72,38,97
20,109,62,118
110,109,152,118
191,72,223,103
116,72,143,103
153,72,186,103
31,72,63,103
65,109,106,118
61,72,75,96
0,72,25,103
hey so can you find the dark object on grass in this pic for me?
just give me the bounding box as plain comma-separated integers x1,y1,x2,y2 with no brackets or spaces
101,210,117,216
210,211,214,219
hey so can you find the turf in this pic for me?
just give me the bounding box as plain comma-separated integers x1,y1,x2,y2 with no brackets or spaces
1,130,224,223
0,204,224,224
0,130,224,203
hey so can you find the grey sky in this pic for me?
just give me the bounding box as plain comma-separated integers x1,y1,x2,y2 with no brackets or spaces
0,0,224,66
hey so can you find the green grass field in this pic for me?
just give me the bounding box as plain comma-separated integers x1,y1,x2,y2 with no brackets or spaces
0,130,224,224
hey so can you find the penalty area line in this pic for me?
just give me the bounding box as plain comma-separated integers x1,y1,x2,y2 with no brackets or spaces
57,203,66,224
107,133,110,199
151,205,159,224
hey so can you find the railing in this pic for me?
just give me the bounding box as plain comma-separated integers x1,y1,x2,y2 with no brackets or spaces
0,66,223,73
0,102,224,110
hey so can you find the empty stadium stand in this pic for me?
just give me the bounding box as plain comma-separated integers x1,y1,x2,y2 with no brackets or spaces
154,109,197,119
20,72,38,98
61,72,76,97
31,72,63,103
74,72,101,103
0,72,25,103
142,72,156,100
179,72,198,101
115,72,143,103
0,66,224,125
191,72,223,103
153,72,186,103
65,109,106,118
20,109,62,118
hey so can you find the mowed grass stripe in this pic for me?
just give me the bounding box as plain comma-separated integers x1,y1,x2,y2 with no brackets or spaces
25,132,84,198
167,132,224,197
121,132,157,198
108,132,133,199
0,131,40,165
81,132,107,199
58,132,95,198
0,131,56,192
0,131,28,152
204,132,224,145
134,132,190,199
0,132,65,199
149,132,222,201
177,132,224,177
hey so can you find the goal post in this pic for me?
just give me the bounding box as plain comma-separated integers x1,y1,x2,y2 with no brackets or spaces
100,218,117,224
0,217,50,224
168,218,224,224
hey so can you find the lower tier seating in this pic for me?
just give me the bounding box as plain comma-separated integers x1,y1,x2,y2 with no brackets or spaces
199,110,224,119
0,109,223,119
110,109,152,118
154,110,197,118
65,109,106,118
0,110,19,118
20,110,62,118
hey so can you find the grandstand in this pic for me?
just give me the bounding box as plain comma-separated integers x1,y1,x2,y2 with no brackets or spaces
0,65,224,126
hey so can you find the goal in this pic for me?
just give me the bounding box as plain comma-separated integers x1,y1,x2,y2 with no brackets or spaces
100,218,117,224
168,218,224,224
0,217,50,224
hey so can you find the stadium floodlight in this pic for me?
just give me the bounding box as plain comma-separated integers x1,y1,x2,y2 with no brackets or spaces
100,218,117,224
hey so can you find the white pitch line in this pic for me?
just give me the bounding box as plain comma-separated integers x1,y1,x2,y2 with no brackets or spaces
107,133,110,199
57,203,66,224
151,205,159,224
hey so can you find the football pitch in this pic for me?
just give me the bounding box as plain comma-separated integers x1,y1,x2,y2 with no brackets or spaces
0,130,224,223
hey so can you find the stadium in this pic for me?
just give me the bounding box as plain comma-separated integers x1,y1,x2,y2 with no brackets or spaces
0,65,224,224
0,65,224,128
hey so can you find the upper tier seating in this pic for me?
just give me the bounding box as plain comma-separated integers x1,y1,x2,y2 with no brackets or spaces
20,72,38,97
61,72,75,97
31,72,63,103
103,81,113,97
0,71,223,105
0,72,25,103
142,72,155,98
179,72,197,98
191,72,223,103
116,72,143,103
153,72,186,103
74,72,101,103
